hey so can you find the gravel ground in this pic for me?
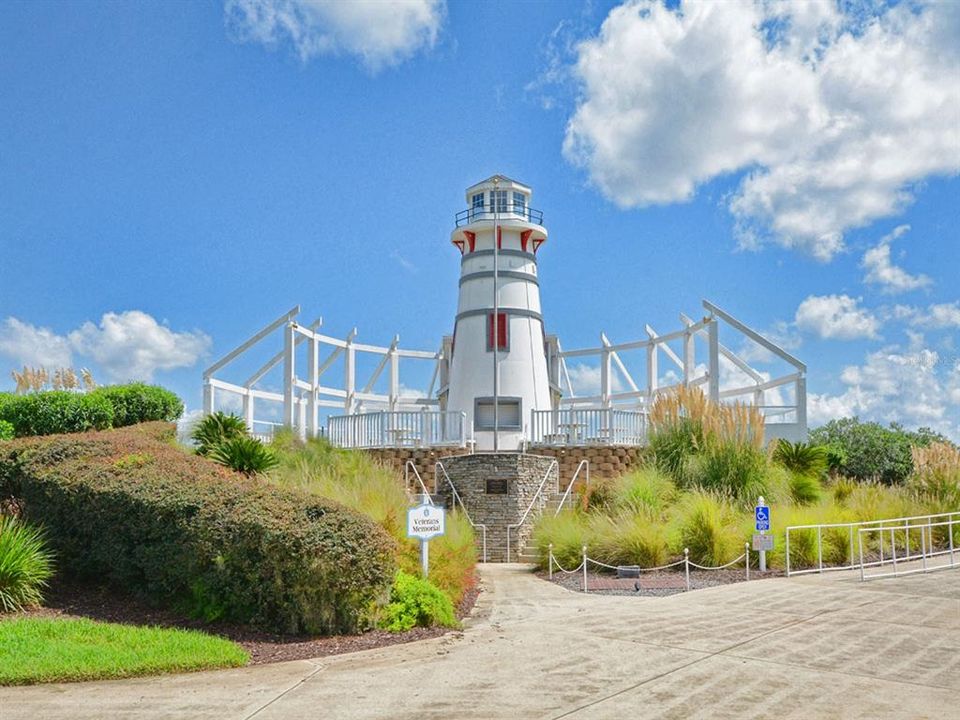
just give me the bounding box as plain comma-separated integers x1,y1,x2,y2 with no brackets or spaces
536,567,782,596
16,578,480,665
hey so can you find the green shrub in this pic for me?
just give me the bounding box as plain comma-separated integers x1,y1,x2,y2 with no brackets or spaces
0,391,114,437
614,468,676,516
0,421,13,442
682,441,768,502
810,418,948,485
787,469,822,505
589,513,670,568
380,571,457,632
773,440,829,478
533,511,589,569
671,491,743,566
0,423,395,634
209,436,278,476
268,432,476,606
191,412,248,456
89,384,183,426
0,515,55,612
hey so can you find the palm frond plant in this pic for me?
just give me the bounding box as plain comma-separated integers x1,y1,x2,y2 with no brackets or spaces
209,436,279,476
0,516,55,612
191,411,249,456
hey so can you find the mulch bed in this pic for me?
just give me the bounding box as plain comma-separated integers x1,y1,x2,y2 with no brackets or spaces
537,567,782,596
14,578,480,665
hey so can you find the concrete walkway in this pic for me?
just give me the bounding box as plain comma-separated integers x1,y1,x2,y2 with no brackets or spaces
2,565,958,719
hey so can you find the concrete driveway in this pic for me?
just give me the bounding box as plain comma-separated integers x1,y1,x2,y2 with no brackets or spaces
2,564,957,719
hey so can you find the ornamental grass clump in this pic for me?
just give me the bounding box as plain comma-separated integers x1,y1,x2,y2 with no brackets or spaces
670,490,742,567
379,571,457,633
0,515,55,612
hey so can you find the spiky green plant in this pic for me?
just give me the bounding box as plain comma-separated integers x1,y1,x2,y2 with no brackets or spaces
209,436,279,476
0,516,55,612
773,440,829,478
191,412,248,456
670,491,742,566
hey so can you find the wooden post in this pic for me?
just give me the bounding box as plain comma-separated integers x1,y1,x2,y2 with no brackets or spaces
389,335,400,413
344,328,357,414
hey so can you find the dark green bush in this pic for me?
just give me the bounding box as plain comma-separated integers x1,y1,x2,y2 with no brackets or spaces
379,571,457,632
0,423,396,634
0,391,114,437
0,421,13,442
209,436,278,476
89,384,183,427
191,412,248,456
811,418,949,485
0,515,55,612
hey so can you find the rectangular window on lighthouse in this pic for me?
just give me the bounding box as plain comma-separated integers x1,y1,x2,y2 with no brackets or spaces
486,312,508,351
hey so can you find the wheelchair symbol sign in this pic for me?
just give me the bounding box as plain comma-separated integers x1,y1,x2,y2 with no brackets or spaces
755,506,770,531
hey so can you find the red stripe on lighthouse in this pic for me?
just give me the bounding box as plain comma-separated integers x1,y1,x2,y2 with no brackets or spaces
497,226,502,250
463,231,476,253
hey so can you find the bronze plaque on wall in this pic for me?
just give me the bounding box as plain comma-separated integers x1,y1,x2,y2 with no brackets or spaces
486,478,508,494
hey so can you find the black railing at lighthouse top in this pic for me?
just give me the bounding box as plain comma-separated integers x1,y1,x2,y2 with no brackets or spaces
455,203,543,227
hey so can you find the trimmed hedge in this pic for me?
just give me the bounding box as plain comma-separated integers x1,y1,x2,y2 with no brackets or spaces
0,423,396,634
0,391,114,437
0,384,183,438
88,384,184,427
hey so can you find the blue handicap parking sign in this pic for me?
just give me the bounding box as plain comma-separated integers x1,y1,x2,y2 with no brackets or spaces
755,505,770,531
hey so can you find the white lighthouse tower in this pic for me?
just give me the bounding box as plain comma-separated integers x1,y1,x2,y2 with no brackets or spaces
442,175,553,451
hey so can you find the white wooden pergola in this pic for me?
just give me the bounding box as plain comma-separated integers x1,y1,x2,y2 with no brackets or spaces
202,300,807,447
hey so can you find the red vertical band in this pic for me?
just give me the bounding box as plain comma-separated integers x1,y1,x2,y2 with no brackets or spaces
463,231,476,253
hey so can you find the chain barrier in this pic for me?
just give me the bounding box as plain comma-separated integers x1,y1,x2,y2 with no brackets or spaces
548,542,754,592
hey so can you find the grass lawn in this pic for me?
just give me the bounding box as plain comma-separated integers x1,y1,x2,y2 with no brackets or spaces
0,617,249,685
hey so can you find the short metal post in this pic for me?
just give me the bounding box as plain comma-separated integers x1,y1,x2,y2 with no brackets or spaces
548,543,554,580
950,517,955,568
848,525,855,569
857,530,864,582
582,545,588,593
785,529,791,577
921,524,927,571
817,526,823,573
684,548,690,591
745,543,750,581
890,527,897,575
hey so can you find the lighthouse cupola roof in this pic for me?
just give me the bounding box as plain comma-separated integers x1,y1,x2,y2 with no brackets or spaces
453,174,545,237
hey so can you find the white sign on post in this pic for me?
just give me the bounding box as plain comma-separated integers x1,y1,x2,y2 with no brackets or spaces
407,504,445,540
407,503,445,579
752,534,774,552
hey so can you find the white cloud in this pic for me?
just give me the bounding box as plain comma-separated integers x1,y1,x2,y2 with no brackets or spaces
795,294,880,340
891,302,960,330
69,311,211,383
563,0,960,261
861,225,932,294
565,362,624,396
808,345,959,439
225,0,444,72
0,318,74,370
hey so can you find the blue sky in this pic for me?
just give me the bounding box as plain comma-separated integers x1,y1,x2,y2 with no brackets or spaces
1,0,958,437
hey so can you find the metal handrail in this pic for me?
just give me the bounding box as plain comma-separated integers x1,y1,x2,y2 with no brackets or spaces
786,510,959,577
404,461,433,505
859,517,958,581
506,459,558,562
455,203,543,227
555,460,589,516
435,461,487,563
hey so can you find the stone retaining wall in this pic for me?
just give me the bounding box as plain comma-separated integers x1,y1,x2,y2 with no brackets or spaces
364,445,648,492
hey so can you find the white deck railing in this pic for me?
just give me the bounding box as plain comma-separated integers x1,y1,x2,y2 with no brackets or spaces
327,411,468,449
529,408,647,446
